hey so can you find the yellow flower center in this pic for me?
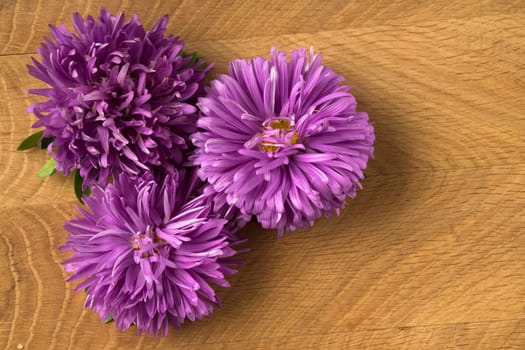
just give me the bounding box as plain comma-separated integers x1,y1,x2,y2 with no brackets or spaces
260,118,299,152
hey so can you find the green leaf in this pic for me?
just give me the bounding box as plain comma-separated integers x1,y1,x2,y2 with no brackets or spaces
40,136,55,149
37,158,56,178
17,130,44,151
74,169,84,204
103,315,113,324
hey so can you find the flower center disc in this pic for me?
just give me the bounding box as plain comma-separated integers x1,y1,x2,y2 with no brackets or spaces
260,117,299,153
132,225,166,260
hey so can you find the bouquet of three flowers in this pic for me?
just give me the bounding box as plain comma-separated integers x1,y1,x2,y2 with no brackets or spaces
19,8,374,336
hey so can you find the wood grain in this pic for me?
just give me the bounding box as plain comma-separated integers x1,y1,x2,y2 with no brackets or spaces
1,1,524,349
1,0,524,55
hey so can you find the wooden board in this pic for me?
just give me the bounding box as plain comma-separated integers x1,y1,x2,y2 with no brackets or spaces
0,1,524,349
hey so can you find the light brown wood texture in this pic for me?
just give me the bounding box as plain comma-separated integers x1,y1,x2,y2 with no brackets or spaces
1,1,524,349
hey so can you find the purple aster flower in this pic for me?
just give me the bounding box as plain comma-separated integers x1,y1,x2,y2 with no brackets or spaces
61,169,244,336
28,8,210,186
191,47,375,235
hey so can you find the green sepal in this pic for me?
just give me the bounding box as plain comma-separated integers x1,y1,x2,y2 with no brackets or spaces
182,51,199,64
188,52,200,66
74,169,84,204
40,136,55,149
181,51,206,70
17,130,44,151
37,158,56,178
73,169,91,204
103,315,113,324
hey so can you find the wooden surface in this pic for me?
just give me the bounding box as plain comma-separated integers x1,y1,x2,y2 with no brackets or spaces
1,1,524,349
